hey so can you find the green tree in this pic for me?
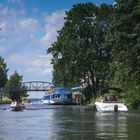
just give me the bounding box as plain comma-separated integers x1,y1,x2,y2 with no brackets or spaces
6,71,28,101
109,0,140,87
107,0,140,108
48,3,113,99
0,56,8,88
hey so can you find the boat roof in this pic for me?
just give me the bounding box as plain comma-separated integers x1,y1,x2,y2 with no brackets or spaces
71,86,82,91
99,87,123,95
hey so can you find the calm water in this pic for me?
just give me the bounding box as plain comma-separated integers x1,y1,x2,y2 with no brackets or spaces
0,104,140,140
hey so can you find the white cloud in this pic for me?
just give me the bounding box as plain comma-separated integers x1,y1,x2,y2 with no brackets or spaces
19,18,38,32
0,3,49,81
6,53,53,76
41,10,65,48
7,0,25,7
0,3,25,17
0,22,6,31
0,2,67,82
0,45,8,54
0,6,36,36
0,6,39,55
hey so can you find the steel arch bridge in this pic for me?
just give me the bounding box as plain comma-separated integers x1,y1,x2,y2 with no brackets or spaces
22,81,54,92
0,81,54,95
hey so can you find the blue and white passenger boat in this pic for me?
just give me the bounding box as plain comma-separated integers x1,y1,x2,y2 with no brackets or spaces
41,87,72,105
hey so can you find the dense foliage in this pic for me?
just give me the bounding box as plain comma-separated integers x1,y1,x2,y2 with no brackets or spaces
6,71,28,101
47,1,140,108
109,0,140,87
48,3,113,98
108,0,140,108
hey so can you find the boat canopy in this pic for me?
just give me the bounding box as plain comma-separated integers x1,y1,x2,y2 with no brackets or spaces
98,87,123,96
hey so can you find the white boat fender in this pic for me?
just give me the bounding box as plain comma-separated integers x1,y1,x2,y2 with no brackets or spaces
114,105,118,112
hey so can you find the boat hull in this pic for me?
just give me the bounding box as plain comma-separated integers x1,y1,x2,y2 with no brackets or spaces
41,99,73,105
10,105,25,111
94,101,128,112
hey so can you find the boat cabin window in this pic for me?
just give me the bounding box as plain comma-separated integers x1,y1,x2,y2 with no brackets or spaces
67,94,72,98
52,94,60,99
43,96,50,100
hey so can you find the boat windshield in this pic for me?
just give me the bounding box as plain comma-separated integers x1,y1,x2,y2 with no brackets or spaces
52,94,60,99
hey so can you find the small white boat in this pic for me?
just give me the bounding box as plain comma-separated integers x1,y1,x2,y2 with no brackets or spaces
10,102,25,111
94,101,128,112
94,87,128,112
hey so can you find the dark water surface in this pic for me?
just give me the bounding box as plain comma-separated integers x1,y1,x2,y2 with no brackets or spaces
0,104,140,140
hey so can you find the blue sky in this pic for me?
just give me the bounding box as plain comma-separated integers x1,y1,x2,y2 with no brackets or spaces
0,0,114,84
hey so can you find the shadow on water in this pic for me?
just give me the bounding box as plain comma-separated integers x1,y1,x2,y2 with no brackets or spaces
0,104,140,140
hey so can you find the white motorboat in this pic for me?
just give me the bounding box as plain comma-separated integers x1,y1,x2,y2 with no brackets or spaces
94,101,128,112
94,87,128,112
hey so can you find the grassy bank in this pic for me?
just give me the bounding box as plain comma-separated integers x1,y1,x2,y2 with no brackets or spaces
1,96,11,104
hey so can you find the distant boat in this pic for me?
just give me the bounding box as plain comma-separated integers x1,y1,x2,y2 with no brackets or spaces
41,87,72,105
10,101,25,111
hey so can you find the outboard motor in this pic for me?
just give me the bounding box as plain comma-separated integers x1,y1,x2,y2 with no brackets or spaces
93,105,97,112
114,105,118,112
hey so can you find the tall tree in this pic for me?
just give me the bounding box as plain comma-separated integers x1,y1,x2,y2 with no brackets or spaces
48,3,113,98
107,0,140,108
108,0,140,87
6,71,28,101
0,56,8,88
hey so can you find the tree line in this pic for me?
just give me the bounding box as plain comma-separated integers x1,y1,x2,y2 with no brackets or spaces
0,56,28,102
47,0,140,108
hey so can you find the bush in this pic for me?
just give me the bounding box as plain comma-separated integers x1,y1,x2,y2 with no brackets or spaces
125,86,140,109
2,96,11,104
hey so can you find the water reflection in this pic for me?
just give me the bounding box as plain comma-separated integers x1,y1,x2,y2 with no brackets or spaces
51,108,129,140
95,112,128,140
0,105,140,140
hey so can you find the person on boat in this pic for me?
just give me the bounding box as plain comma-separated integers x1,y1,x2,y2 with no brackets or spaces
102,95,109,102
111,95,117,101
16,100,25,109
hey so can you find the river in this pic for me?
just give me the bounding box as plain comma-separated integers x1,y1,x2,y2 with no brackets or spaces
0,104,140,140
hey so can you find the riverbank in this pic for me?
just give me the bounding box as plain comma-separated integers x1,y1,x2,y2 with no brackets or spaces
0,96,11,104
